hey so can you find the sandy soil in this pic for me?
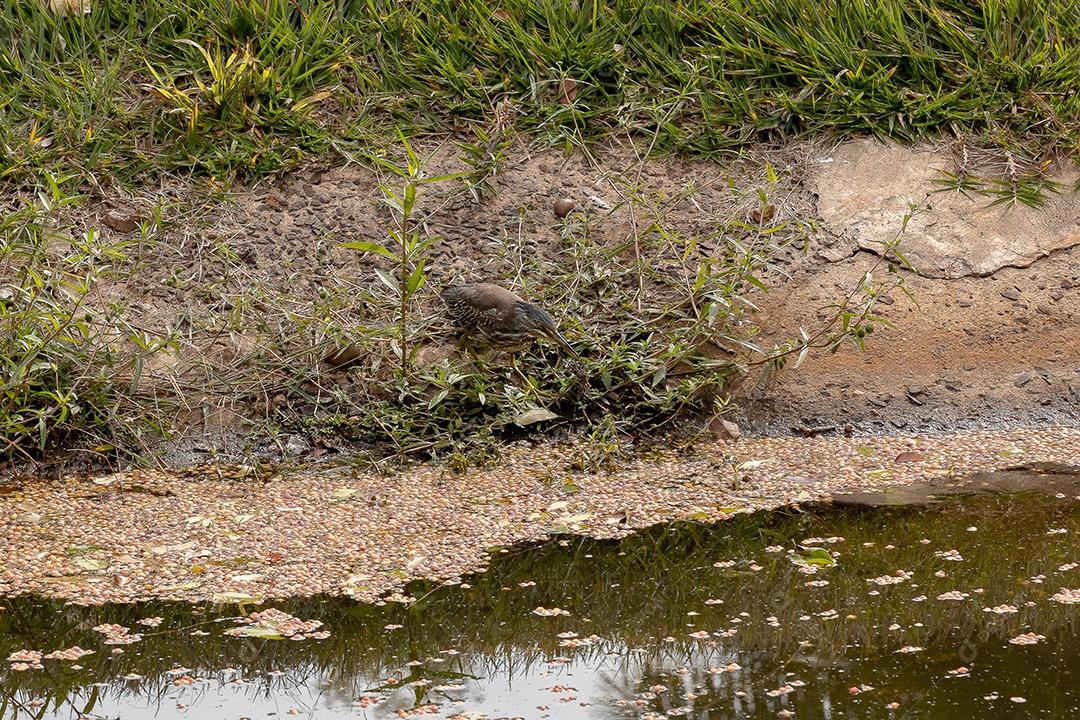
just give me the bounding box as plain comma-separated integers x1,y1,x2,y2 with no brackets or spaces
746,247,1080,435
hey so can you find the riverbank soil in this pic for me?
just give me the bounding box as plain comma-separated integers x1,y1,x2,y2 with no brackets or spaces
38,136,1080,468
3,137,1080,604
744,137,1080,436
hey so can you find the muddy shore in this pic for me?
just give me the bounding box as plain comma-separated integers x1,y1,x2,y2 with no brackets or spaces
2,427,1079,605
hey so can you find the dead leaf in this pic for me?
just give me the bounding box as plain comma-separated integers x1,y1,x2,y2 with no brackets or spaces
514,407,559,426
557,78,578,104
74,557,108,572
603,510,629,525
330,487,359,502
158,581,201,591
215,592,256,603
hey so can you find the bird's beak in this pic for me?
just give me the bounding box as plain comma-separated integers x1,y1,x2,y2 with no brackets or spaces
542,327,582,359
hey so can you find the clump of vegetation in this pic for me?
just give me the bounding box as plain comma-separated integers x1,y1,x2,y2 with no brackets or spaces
0,182,173,462
289,140,902,467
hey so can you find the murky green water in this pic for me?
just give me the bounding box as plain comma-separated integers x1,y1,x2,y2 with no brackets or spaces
2,490,1079,719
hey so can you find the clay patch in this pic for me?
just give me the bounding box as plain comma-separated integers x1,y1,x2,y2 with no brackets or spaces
814,138,1080,278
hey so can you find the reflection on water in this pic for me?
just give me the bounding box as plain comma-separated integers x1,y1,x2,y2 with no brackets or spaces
2,490,1079,719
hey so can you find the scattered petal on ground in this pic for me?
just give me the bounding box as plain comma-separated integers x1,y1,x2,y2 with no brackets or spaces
983,604,1019,614
42,646,94,661
936,591,969,601
1009,632,1046,645
1051,588,1080,604
1,429,1078,605
532,607,571,617
225,608,328,640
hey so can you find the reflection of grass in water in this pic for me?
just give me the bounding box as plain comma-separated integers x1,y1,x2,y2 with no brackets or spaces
0,492,1078,716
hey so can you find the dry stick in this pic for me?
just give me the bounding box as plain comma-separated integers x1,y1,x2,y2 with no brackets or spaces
398,181,412,375
511,211,526,288
605,177,645,312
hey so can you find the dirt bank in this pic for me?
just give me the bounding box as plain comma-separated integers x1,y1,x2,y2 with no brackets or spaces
743,137,1080,436
20,136,1070,474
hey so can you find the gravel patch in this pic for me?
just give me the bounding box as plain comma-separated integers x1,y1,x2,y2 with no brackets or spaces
2,427,1078,605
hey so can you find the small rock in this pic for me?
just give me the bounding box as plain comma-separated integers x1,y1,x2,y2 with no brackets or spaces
324,343,362,368
876,294,895,306
102,212,139,233
553,198,575,218
750,205,775,224
906,385,925,396
715,419,741,442
1034,367,1054,384
283,435,309,457
1000,288,1021,301
1014,372,1034,388
957,298,973,307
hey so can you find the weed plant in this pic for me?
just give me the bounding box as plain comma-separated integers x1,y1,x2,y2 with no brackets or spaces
0,182,174,462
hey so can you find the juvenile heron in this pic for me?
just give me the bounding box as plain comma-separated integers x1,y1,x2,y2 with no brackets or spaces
440,283,579,358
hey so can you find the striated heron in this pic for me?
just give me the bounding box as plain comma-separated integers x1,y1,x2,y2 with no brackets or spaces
440,283,579,359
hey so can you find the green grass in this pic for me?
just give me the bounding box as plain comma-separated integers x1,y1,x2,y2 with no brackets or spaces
2,0,1079,193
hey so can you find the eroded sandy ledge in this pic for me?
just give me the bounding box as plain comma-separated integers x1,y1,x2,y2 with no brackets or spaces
2,427,1078,605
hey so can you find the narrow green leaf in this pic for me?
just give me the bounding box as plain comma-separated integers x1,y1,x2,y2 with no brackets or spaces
340,240,396,259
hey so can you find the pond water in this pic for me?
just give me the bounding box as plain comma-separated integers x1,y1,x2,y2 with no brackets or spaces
2,489,1079,719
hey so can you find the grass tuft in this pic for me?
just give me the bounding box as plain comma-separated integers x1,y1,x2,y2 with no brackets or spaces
3,0,1080,193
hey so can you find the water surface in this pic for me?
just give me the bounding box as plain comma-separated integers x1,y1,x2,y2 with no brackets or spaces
2,490,1078,719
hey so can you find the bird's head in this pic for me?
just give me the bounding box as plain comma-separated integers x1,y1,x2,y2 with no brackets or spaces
517,302,580,358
